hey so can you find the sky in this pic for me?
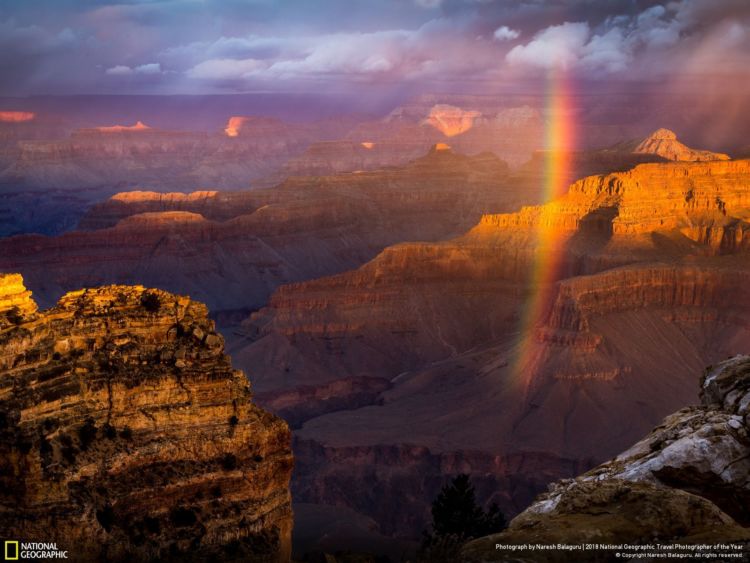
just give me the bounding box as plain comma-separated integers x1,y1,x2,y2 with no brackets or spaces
1,0,749,96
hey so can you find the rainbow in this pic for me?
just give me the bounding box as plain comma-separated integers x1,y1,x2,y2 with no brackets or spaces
512,68,576,385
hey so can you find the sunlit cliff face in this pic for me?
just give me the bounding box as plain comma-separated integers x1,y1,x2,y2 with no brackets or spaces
225,116,248,137
423,104,480,137
0,111,35,123
95,121,150,133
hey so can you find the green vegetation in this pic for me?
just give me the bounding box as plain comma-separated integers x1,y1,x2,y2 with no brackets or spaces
419,474,506,561
140,291,161,312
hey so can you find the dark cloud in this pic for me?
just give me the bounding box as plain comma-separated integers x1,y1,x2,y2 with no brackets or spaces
0,0,747,95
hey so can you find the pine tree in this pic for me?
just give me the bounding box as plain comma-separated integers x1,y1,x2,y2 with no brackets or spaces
419,474,506,561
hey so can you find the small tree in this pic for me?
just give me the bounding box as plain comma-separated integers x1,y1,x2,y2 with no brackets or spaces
140,291,161,313
419,474,506,561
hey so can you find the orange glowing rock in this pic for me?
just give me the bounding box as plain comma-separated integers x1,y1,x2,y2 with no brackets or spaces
361,142,375,149
434,142,451,151
423,104,480,137
95,121,151,133
111,190,219,203
225,116,249,137
0,111,35,123
632,128,730,162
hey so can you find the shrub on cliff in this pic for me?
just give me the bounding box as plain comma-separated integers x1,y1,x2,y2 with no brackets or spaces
140,291,161,312
4,306,23,325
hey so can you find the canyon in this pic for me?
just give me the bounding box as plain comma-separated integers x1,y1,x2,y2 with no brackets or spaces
0,147,524,313
0,116,353,191
0,273,293,562
1,102,747,558
0,126,709,311
0,90,738,240
0,114,353,237
232,155,750,546
2,0,750,554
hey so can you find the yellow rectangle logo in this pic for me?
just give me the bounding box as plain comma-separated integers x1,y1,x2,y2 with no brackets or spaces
4,541,19,560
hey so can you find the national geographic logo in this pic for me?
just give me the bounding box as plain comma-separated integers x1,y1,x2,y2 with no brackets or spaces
4,542,68,560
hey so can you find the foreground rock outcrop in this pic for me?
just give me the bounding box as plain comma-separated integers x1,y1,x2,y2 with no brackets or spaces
0,274,293,562
463,356,750,561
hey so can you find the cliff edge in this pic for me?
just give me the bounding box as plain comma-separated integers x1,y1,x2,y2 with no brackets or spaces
463,356,750,561
0,274,293,562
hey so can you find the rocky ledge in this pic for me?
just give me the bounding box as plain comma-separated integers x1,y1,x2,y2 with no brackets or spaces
463,356,750,561
0,275,293,562
0,273,37,321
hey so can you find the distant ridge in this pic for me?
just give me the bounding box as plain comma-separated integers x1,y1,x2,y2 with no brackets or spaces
626,128,730,162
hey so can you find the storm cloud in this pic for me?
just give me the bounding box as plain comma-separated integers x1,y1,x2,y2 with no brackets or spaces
0,0,748,95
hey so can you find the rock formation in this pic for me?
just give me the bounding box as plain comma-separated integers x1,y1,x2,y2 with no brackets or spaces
628,128,730,162
233,157,750,543
263,139,430,182
473,158,750,240
356,98,546,167
0,274,293,562
223,116,294,138
0,148,520,312
463,356,750,561
422,104,481,137
0,272,37,320
0,111,35,123
224,116,249,137
90,121,151,133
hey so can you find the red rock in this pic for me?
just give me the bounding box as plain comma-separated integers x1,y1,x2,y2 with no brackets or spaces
631,128,730,161
0,148,520,312
235,157,750,538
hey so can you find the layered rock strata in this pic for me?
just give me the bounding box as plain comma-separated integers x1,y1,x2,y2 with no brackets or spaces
0,148,519,312
0,273,37,320
235,157,750,542
0,276,293,562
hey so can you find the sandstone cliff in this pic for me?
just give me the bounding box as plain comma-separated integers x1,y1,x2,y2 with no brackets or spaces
0,272,37,320
473,159,750,239
463,356,750,561
0,274,293,562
